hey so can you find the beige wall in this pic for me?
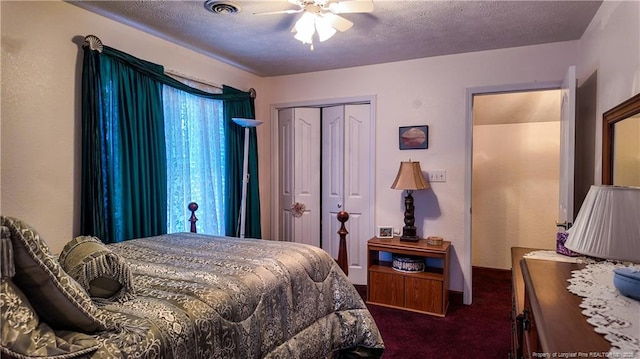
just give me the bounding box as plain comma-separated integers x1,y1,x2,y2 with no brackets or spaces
260,0,640,291
262,42,578,292
472,122,560,269
577,1,640,180
1,1,267,252
2,0,639,294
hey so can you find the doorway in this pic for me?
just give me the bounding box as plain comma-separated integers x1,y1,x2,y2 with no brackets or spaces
463,80,566,305
464,67,594,304
270,96,376,285
471,90,561,270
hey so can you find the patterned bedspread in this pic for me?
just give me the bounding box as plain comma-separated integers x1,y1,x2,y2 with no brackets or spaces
90,233,384,358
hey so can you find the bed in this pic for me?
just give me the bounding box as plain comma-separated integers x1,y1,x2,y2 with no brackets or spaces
0,209,384,359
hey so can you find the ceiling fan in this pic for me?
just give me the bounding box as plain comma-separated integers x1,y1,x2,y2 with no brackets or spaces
255,0,374,48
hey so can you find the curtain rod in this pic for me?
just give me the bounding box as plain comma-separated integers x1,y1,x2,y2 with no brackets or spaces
164,70,222,91
83,34,256,98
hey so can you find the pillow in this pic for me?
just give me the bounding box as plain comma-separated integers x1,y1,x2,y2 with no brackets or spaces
1,278,100,359
59,236,135,302
1,216,108,333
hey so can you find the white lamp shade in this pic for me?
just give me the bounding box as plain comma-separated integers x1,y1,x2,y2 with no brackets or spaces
293,12,316,44
564,185,640,262
232,118,263,128
315,15,337,42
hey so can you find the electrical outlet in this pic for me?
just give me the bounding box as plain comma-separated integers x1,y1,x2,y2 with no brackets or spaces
428,170,446,182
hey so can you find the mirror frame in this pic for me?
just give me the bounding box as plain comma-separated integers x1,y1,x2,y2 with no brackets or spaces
602,93,640,184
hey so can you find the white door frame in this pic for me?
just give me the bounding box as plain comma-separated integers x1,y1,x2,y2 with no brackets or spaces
464,81,560,305
269,95,377,257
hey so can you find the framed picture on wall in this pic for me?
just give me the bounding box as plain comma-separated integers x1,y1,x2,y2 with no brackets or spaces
399,125,429,150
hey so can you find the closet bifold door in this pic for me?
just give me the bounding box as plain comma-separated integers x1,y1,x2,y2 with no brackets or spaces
278,107,321,247
322,104,372,284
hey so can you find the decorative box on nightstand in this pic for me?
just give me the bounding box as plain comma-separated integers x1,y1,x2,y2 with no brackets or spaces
367,236,450,317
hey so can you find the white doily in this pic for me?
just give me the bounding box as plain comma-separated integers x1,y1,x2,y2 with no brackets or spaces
567,261,640,356
524,250,596,264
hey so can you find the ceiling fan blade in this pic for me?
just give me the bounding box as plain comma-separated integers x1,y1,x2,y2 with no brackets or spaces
254,9,303,16
327,0,374,14
322,13,353,32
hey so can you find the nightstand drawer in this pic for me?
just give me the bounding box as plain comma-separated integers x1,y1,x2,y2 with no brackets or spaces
405,277,443,313
368,271,404,306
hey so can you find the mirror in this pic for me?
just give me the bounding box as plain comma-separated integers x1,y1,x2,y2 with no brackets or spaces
602,93,640,185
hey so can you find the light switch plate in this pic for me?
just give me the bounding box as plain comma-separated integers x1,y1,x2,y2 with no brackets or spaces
428,170,446,182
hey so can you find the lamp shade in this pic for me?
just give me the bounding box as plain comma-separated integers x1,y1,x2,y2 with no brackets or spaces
232,118,263,128
293,12,316,44
315,15,337,42
391,161,429,190
564,185,640,262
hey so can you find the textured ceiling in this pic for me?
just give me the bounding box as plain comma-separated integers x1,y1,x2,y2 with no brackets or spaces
68,0,602,77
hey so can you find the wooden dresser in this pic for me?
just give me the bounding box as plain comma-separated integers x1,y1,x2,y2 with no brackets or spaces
511,247,611,359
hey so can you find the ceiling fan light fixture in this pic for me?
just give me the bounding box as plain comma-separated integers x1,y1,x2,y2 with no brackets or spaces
293,31,314,45
315,15,336,42
293,12,316,44
285,0,372,48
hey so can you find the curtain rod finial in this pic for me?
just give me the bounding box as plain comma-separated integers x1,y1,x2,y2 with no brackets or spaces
84,35,103,52
249,88,256,99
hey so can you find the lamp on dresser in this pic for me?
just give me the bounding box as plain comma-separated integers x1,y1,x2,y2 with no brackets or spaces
564,185,640,299
391,160,429,242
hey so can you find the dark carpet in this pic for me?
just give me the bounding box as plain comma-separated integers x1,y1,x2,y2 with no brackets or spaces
362,267,512,359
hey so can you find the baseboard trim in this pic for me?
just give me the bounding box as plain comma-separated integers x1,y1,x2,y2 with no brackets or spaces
473,265,511,274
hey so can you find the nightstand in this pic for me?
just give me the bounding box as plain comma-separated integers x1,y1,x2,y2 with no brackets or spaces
367,236,450,317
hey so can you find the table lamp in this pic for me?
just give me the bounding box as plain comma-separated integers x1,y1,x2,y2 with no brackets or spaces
564,185,640,299
391,160,430,242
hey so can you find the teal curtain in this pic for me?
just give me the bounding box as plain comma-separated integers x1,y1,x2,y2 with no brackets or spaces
81,43,258,242
223,86,262,239
81,47,106,241
81,46,167,243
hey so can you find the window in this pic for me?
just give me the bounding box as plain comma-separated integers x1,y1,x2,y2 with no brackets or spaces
163,84,226,235
82,44,258,243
